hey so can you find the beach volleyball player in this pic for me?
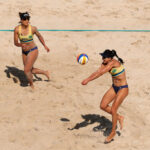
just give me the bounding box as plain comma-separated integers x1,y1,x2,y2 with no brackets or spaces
81,49,129,143
14,12,50,89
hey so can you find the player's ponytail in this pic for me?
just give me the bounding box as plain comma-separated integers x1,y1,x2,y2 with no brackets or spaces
112,50,124,64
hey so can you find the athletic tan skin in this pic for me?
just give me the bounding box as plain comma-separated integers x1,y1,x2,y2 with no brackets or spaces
14,15,50,89
81,57,129,143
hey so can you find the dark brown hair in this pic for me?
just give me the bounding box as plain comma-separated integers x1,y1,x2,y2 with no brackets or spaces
100,49,124,64
19,12,30,20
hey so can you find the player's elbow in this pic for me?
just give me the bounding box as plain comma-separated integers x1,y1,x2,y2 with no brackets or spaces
14,41,18,46
14,41,17,46
14,40,20,47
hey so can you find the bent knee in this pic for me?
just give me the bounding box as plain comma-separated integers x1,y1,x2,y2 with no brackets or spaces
31,68,35,74
100,103,106,110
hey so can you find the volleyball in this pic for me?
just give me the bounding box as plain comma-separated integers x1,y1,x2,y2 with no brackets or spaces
77,53,89,65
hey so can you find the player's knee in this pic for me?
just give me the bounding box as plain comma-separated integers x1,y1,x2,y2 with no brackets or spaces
31,68,35,74
100,103,106,110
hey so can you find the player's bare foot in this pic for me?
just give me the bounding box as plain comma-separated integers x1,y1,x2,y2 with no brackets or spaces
104,131,116,144
30,83,34,89
118,116,124,130
45,70,50,80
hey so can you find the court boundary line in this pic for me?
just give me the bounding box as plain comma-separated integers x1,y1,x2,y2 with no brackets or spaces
1,29,150,32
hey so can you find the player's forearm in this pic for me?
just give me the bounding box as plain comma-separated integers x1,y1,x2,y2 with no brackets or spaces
87,71,102,82
38,36,46,47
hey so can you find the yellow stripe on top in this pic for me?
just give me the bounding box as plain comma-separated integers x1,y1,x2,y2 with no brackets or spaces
18,25,33,43
82,56,86,64
109,64,125,77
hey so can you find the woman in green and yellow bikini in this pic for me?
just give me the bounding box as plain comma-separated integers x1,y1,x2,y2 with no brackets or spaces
82,49,129,143
14,12,50,89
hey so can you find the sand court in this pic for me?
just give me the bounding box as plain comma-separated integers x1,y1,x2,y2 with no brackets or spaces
0,0,150,150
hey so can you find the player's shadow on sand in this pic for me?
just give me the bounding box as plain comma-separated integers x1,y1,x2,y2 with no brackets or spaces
65,114,120,137
4,66,42,87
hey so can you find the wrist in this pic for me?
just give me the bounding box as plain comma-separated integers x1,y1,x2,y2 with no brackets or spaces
86,78,90,83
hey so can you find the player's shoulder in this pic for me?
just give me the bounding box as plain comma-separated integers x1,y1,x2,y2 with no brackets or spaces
30,25,37,30
14,25,20,31
111,59,120,67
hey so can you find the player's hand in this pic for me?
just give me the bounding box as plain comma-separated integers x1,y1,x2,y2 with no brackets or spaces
81,79,89,85
44,45,50,52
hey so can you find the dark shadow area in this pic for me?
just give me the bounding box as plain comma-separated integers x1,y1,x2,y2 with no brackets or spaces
5,66,28,87
60,118,70,122
4,66,43,87
66,114,121,137
33,74,42,81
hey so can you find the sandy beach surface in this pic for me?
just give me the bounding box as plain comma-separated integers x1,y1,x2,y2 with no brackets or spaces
0,0,150,150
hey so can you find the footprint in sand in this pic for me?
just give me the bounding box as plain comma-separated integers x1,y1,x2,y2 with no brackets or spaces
50,83,64,89
131,40,142,46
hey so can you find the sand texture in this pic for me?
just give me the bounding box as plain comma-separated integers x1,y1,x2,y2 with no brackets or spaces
0,0,150,150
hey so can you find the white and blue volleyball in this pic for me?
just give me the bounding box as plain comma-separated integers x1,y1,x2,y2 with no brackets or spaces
77,53,89,65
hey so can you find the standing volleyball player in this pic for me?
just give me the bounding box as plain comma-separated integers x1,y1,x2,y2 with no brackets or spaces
14,12,50,89
82,49,129,143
